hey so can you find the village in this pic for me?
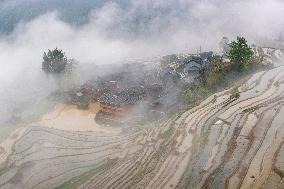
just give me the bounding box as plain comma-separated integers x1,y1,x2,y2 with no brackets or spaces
61,51,215,125
1,1,284,188
1,36,284,189
57,42,283,126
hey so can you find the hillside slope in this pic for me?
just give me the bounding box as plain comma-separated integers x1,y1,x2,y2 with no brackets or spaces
1,67,284,189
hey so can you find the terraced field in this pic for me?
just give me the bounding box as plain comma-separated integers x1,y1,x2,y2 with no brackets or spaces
1,66,284,189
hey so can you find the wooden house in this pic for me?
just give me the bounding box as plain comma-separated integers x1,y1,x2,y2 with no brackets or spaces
98,87,146,118
80,80,117,100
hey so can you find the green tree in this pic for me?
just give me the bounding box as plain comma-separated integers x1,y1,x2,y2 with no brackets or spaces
228,37,254,71
42,48,68,74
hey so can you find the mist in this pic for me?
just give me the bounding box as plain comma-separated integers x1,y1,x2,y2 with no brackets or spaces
1,0,284,125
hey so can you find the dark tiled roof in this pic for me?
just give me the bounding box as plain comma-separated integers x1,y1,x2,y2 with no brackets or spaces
199,51,213,61
98,87,146,107
81,80,117,92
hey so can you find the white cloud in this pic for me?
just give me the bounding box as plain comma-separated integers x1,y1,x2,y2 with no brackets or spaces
0,0,284,125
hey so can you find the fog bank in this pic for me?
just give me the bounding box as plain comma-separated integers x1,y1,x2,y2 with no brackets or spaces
1,0,284,125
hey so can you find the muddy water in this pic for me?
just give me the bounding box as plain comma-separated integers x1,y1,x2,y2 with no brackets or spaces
0,102,121,170
32,103,121,135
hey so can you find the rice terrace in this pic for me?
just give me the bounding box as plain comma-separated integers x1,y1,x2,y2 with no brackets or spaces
0,1,284,189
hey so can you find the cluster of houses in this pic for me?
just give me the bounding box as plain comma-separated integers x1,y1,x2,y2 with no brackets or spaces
67,52,214,124
159,51,214,82
98,87,147,118
68,64,171,123
63,45,284,125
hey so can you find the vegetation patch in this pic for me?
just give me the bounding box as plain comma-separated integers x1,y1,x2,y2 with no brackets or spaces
75,100,90,110
180,36,272,112
242,106,259,113
222,92,240,107
180,83,211,106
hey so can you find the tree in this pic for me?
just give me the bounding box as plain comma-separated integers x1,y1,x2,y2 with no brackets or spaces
42,48,68,74
228,37,254,71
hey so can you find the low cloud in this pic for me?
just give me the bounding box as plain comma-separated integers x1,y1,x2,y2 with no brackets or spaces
0,0,284,125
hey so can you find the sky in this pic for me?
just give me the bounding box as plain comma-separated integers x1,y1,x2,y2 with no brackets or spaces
0,0,284,125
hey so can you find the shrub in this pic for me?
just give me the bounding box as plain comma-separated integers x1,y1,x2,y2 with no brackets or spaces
76,100,89,110
181,83,209,105
203,56,226,87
